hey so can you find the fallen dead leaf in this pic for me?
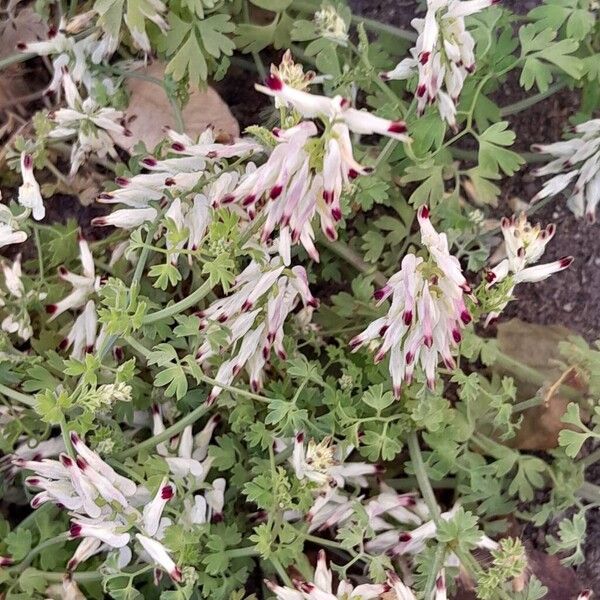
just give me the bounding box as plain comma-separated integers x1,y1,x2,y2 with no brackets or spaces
112,62,239,152
0,6,47,59
493,319,587,450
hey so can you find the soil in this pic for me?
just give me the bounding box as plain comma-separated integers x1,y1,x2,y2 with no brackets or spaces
3,0,599,596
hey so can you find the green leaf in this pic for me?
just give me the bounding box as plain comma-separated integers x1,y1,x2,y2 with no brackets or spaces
519,26,583,91
478,121,525,177
361,384,394,412
5,529,32,561
546,512,586,565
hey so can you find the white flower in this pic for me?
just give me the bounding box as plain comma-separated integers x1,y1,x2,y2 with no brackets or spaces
0,223,27,249
49,71,130,175
136,534,182,582
92,207,158,229
381,0,499,127
386,572,417,600
532,119,600,222
152,408,220,483
484,214,572,325
142,478,175,536
350,206,472,394
292,432,381,489
17,153,44,220
256,74,410,142
266,550,388,599
314,5,349,43
195,258,317,402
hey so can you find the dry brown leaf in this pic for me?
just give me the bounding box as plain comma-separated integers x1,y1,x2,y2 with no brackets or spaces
452,547,584,600
112,62,239,152
0,6,47,59
494,319,586,450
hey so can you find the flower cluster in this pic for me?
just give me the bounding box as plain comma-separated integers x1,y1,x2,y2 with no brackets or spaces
266,549,390,599
485,213,573,325
92,128,260,230
0,255,46,340
13,433,185,579
196,257,318,402
382,0,499,128
350,206,472,394
532,118,600,222
13,425,225,581
218,72,410,261
49,71,130,176
47,235,103,359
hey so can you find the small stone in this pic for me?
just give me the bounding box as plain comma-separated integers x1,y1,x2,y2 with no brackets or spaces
563,303,574,313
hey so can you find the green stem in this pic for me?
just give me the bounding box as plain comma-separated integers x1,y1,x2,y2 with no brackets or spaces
319,237,387,287
0,383,36,407
58,412,76,458
499,82,566,117
10,533,69,573
115,397,211,460
227,546,259,558
425,543,446,599
407,431,441,523
0,52,35,71
142,279,213,324
451,147,548,164
492,350,582,401
32,570,103,583
269,556,293,587
579,446,600,468
290,0,417,41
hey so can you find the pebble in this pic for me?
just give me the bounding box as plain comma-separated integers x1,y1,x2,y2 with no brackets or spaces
563,303,574,313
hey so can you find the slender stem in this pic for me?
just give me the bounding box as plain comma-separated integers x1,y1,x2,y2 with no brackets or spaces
407,431,441,523
451,147,547,164
319,237,387,287
0,383,36,407
142,279,213,324
243,0,267,79
425,543,446,599
33,226,45,281
115,398,211,460
499,82,566,117
290,0,417,41
0,52,35,70
269,556,293,587
512,396,543,413
492,349,582,401
58,412,76,458
580,446,600,468
32,570,103,583
131,221,160,293
10,533,69,573
227,546,259,558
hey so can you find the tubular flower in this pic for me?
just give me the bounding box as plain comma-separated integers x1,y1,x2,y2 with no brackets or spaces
0,223,27,249
532,119,600,222
18,153,45,220
93,128,259,231
366,503,497,558
48,71,131,175
195,257,317,402
292,432,381,489
0,254,46,340
350,206,472,395
48,234,102,359
484,214,573,325
381,0,500,128
265,550,389,599
151,408,221,487
13,432,190,580
256,74,410,141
